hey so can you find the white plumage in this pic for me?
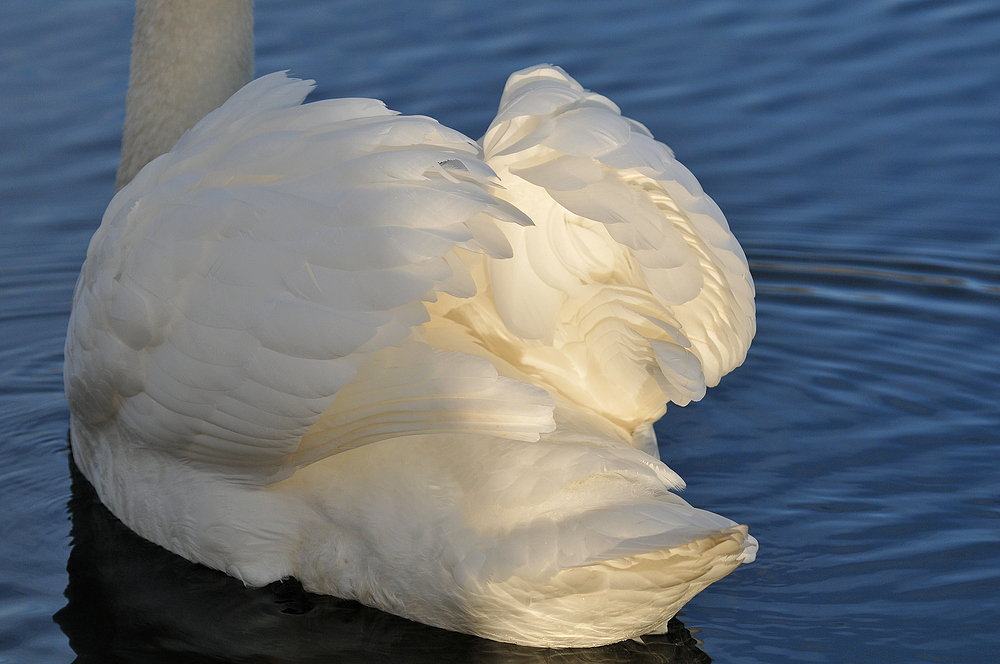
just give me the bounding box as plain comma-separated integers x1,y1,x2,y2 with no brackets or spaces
66,2,756,648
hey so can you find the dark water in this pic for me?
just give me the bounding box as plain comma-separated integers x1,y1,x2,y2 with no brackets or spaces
2,0,998,661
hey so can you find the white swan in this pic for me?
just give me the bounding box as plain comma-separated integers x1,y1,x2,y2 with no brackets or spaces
65,0,756,648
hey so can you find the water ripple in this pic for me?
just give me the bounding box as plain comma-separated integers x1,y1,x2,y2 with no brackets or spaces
3,0,999,662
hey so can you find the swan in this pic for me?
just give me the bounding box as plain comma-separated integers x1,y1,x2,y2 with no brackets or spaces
65,0,757,648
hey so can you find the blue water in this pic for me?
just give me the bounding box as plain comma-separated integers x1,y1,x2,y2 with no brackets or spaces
2,0,998,661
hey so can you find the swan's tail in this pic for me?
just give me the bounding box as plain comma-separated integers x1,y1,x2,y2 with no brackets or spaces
462,511,756,647
402,435,756,647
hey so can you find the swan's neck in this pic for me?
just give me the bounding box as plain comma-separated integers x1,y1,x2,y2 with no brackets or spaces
116,0,254,190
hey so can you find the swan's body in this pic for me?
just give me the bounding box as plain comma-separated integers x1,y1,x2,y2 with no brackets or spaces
65,0,756,647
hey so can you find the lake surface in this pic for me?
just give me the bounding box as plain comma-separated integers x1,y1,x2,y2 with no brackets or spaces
2,0,998,661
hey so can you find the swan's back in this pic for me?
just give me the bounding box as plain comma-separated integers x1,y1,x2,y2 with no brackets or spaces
66,66,756,648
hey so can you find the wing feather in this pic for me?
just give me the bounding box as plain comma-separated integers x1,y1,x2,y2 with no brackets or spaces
472,65,754,424
65,73,540,482
289,341,555,475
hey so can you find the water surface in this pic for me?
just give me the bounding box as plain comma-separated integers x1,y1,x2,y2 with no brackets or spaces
2,0,998,661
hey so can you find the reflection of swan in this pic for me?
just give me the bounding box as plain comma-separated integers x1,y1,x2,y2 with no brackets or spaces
64,0,756,647
56,456,714,663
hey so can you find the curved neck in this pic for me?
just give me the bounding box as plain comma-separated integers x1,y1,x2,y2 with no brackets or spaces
116,0,254,190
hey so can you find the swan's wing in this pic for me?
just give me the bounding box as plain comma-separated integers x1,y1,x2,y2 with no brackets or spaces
472,65,754,427
289,340,555,471
65,72,550,482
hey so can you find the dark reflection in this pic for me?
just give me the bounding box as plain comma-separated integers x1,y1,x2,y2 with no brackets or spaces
55,454,711,664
